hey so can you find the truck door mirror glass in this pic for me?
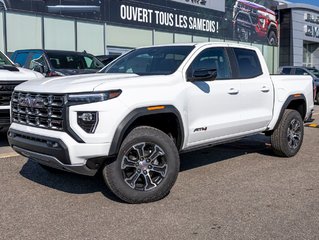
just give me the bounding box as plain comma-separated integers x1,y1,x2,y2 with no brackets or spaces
188,69,217,82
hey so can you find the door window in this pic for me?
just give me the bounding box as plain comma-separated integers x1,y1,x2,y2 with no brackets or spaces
281,68,291,75
233,48,263,78
188,47,232,80
295,68,309,75
27,53,43,69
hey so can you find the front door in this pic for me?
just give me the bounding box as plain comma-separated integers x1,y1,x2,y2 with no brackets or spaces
185,47,243,147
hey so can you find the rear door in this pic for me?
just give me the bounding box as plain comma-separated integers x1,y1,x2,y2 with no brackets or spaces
231,47,274,132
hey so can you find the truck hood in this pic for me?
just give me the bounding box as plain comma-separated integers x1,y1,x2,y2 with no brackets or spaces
14,73,154,93
0,67,44,81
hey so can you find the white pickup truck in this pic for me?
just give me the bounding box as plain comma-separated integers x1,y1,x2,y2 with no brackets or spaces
0,51,44,130
8,43,314,203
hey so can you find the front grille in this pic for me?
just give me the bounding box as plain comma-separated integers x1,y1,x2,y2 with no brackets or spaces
11,91,66,131
0,81,25,106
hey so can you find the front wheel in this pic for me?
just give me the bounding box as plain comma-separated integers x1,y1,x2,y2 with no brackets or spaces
103,126,180,203
268,30,278,46
271,109,304,157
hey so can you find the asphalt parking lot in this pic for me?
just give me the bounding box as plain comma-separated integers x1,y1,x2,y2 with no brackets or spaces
1,107,319,240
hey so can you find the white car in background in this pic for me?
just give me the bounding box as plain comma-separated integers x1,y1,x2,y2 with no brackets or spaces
0,51,44,130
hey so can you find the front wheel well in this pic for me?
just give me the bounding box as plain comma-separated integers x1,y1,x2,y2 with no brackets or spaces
125,113,183,150
109,110,184,157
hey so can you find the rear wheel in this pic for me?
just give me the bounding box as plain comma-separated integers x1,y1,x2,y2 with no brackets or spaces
103,126,180,203
271,109,304,157
268,30,278,46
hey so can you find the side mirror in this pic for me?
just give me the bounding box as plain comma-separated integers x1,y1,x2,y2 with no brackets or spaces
15,63,21,67
188,69,217,82
33,64,44,74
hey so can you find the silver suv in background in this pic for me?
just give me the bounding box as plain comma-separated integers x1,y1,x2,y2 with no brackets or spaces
278,66,319,103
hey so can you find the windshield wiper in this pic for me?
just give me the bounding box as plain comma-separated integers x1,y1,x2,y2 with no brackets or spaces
0,64,19,72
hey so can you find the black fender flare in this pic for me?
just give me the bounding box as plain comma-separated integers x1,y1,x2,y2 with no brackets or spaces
108,105,184,156
273,94,307,130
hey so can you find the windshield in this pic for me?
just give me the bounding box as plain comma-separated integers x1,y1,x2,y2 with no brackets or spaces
0,51,13,66
102,46,194,75
307,68,319,78
47,52,104,70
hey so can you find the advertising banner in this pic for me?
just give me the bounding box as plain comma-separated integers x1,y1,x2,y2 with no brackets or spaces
170,0,225,12
1,0,279,46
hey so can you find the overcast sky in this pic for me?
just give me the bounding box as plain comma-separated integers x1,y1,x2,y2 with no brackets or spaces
288,0,319,7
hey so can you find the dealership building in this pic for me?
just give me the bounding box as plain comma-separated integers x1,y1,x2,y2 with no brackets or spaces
0,0,317,72
278,3,319,69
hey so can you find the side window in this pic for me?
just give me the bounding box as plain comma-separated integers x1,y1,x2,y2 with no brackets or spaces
27,53,43,69
281,68,291,75
295,68,308,75
84,56,93,68
30,54,47,70
233,48,263,78
188,47,231,80
14,53,29,67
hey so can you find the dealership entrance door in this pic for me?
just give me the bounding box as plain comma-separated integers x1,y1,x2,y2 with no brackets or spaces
303,41,319,69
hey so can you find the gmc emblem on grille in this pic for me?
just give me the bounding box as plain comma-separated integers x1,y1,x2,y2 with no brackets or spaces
19,96,45,108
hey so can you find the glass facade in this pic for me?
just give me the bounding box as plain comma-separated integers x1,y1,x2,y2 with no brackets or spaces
154,31,174,45
0,12,3,52
44,17,75,51
0,10,279,73
106,25,152,48
6,13,42,52
77,21,104,55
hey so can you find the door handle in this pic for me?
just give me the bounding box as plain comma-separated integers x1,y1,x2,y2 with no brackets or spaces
228,88,239,95
261,86,270,93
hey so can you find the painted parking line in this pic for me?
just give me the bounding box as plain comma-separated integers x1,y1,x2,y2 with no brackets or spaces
305,123,319,128
0,152,20,159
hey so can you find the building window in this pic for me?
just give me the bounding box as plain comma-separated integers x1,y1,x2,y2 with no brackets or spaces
44,17,75,51
106,25,152,48
6,13,42,52
77,22,104,55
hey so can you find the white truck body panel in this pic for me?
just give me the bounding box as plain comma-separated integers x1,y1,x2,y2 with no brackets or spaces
9,42,314,170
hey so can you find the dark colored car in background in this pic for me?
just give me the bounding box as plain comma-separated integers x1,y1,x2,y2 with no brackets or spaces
278,66,319,103
11,49,105,77
95,54,120,66
233,0,278,45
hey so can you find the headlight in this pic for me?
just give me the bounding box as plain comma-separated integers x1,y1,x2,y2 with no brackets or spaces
67,90,122,105
259,18,266,28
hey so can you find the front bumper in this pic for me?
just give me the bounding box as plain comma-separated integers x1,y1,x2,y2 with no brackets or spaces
8,124,111,176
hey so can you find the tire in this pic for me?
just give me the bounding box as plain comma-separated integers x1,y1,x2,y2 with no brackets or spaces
267,30,277,46
271,109,304,157
103,126,180,203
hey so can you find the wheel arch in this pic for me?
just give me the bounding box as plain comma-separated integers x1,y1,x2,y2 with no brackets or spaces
108,105,184,156
273,94,307,131
268,23,278,35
